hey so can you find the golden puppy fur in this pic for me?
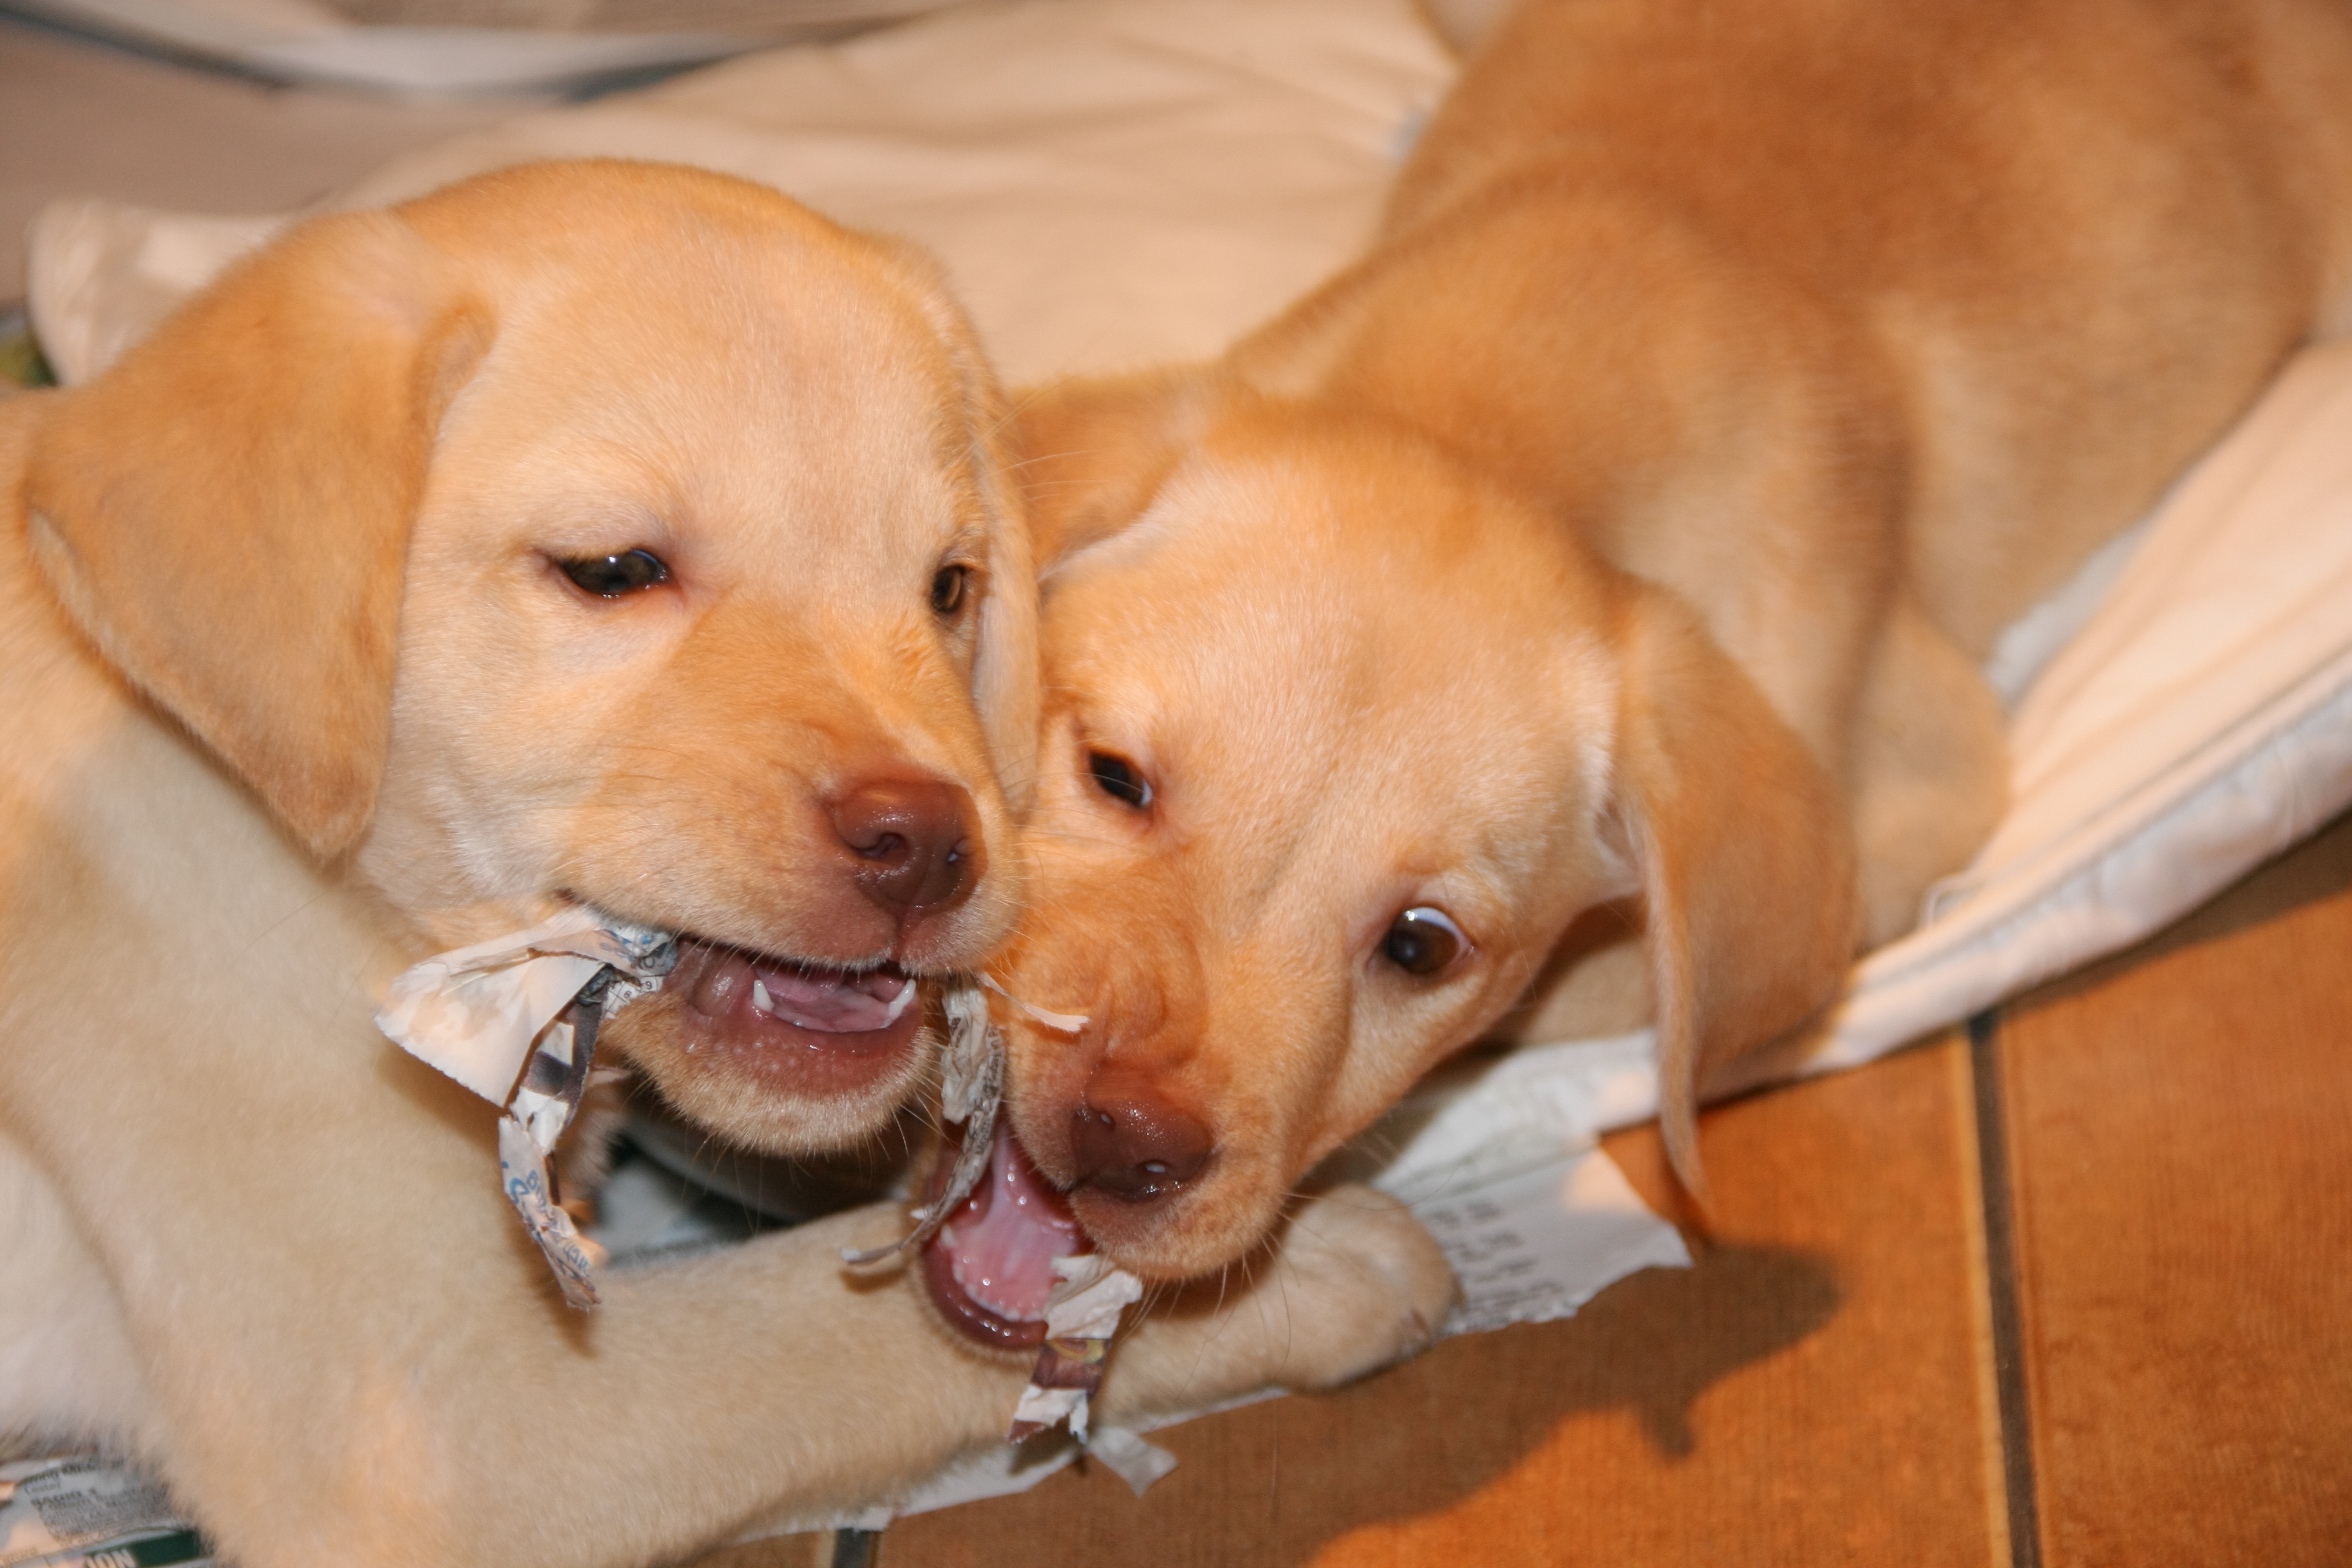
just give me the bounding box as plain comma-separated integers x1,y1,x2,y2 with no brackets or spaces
0,162,1450,1567
995,0,2352,1280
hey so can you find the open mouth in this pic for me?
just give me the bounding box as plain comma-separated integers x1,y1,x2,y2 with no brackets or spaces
922,1117,1088,1350
664,936,923,1094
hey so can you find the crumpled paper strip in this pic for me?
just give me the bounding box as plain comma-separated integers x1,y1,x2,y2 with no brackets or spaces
374,906,675,1104
831,980,1143,1446
1007,1254,1146,1442
375,907,676,1308
837,976,1086,1268
498,1114,605,1309
837,980,1000,1269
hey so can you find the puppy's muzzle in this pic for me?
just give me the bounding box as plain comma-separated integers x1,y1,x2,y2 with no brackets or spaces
829,776,982,933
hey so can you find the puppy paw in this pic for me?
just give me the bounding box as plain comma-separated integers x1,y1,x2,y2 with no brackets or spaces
1247,1183,1457,1389
1099,1184,1456,1419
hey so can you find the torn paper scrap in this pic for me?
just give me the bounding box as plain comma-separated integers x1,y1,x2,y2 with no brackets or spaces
863,970,1093,1264
375,907,673,1308
1083,1425,1182,1498
374,906,675,1104
499,1114,607,1312
1008,1383,1089,1443
0,1454,213,1567
1041,1253,1145,1340
1007,1255,1145,1442
1351,1033,1690,1334
840,979,1002,1267
1411,1145,1691,1336
508,1014,586,1158
940,982,998,1123
979,973,1088,1033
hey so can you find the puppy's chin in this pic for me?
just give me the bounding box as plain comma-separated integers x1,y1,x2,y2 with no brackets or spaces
1068,1163,1291,1283
599,980,935,1158
915,1113,1305,1358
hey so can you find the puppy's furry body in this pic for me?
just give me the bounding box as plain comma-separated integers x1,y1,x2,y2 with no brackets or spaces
0,163,1449,1567
998,0,2352,1279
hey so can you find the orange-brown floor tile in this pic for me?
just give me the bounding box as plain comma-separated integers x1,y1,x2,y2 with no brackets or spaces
691,1535,830,1568
1998,811,2352,1567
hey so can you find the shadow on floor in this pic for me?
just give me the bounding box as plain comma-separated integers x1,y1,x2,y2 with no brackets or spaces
880,1241,1840,1568
1554,1241,1843,1459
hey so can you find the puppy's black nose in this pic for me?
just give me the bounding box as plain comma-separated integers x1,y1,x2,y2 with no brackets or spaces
829,777,979,927
1070,1070,1212,1202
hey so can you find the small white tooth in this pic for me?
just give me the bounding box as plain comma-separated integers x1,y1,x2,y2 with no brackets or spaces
939,1223,958,1248
881,980,917,1024
751,978,774,1014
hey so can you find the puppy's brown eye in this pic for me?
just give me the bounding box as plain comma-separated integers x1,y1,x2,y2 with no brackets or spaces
931,564,971,617
560,549,669,598
1382,907,1465,977
1087,751,1152,809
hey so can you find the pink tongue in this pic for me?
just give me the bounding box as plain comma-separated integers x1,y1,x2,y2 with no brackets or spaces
751,965,908,1033
941,1120,1083,1322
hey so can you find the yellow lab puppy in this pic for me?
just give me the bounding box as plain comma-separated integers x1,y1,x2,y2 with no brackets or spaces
899,0,2352,1329
0,161,1449,1567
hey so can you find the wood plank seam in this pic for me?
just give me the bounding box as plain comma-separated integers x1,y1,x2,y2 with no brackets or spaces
1968,1010,2043,1568
1950,1031,2016,1568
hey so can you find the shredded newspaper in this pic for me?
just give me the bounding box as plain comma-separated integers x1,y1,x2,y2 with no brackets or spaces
0,1455,213,1567
838,980,1002,1268
374,906,678,1308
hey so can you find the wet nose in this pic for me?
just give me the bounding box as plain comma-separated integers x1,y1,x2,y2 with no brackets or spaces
828,777,980,927
1069,1068,1212,1202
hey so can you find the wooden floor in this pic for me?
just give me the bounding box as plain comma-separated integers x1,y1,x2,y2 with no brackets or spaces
710,808,2352,1567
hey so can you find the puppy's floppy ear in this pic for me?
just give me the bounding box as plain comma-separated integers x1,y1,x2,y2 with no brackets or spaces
970,463,1042,815
24,209,489,861
1606,586,1858,1198
961,374,1042,817
883,244,1044,815
1012,368,1218,570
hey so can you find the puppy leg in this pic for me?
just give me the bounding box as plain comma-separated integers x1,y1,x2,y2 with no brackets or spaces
1498,598,2003,1049
1101,1184,1456,1419
1848,596,2009,947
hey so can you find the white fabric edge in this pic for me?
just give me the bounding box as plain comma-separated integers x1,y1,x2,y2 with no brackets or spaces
0,0,948,93
1811,645,2352,1073
1507,650,2352,1111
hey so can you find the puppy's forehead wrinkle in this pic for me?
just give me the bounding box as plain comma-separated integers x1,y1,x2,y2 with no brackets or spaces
445,257,975,558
